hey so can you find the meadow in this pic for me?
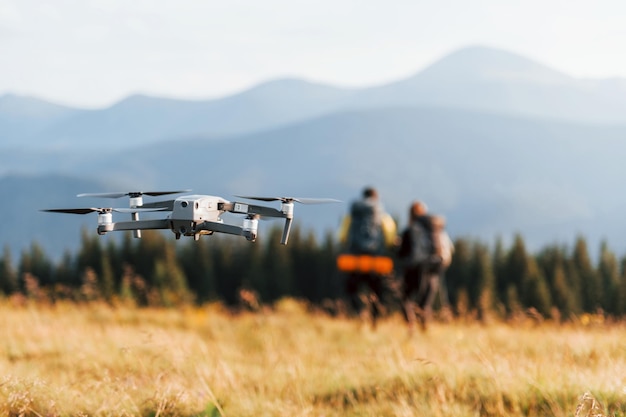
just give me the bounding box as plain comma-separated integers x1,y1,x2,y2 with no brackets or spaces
0,299,624,417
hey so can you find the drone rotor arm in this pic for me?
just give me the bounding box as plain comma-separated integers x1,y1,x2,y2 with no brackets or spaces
224,201,296,244
222,202,287,219
113,207,169,213
104,219,171,232
194,221,249,238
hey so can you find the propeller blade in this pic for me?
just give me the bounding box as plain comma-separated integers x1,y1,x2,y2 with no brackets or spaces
41,208,102,215
41,207,168,215
291,197,342,205
234,195,279,202
235,195,341,204
77,190,191,198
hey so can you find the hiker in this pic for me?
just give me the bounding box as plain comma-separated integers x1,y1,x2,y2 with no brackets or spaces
397,201,453,333
337,187,397,326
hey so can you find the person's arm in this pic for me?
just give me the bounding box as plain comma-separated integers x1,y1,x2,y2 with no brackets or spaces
337,215,351,245
397,228,411,258
381,213,398,248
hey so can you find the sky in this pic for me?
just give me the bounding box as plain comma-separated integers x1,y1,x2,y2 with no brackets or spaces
1,0,625,108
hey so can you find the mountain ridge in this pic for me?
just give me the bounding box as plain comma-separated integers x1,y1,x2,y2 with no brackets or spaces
3,45,626,151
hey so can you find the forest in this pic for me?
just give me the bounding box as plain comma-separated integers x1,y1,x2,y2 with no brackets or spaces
1,224,625,321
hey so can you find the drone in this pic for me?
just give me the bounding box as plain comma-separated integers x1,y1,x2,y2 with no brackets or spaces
42,190,340,245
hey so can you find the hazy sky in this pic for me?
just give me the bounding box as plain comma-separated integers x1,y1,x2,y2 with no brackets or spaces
1,0,625,108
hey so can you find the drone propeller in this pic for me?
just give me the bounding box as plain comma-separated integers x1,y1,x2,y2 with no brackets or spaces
41,207,168,215
76,190,189,238
235,196,340,245
235,196,341,204
77,190,191,199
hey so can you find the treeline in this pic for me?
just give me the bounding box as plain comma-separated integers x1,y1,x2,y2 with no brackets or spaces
1,226,626,319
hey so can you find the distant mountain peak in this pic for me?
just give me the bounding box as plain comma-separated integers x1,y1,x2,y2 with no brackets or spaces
415,45,573,85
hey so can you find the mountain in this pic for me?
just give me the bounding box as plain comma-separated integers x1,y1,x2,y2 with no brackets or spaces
353,46,626,122
3,45,626,260
0,94,85,148
1,80,355,151
4,46,626,153
5,106,626,260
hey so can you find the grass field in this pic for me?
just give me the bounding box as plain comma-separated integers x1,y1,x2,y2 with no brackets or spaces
0,299,624,417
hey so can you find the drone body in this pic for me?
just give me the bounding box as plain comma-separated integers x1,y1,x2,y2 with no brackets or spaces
43,191,339,245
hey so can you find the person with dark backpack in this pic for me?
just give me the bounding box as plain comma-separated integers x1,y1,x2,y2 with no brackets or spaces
398,201,453,334
337,187,397,327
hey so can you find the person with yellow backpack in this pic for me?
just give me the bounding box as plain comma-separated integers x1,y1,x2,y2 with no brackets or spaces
337,187,397,327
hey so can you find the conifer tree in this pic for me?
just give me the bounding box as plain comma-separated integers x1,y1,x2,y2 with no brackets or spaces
500,234,528,315
572,236,601,312
105,239,123,289
469,242,495,320
240,235,266,300
133,231,168,286
99,252,115,301
538,246,575,317
19,242,54,286
616,258,626,315
212,236,245,304
76,228,103,278
179,239,218,303
563,260,582,314
0,245,17,295
288,225,322,301
262,226,294,301
520,257,552,316
445,238,472,315
501,235,552,316
492,236,508,307
597,240,619,314
319,231,342,300
153,241,191,306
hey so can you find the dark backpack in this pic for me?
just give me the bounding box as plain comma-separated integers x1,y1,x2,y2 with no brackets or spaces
413,215,453,273
403,221,432,266
347,199,384,254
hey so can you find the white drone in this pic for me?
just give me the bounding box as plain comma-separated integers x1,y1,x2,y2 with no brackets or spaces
42,191,339,245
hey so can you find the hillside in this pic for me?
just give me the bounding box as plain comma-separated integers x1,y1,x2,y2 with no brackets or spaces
4,106,626,260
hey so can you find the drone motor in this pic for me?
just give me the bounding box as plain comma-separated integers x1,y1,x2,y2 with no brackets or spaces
280,201,294,218
242,215,259,242
97,211,114,234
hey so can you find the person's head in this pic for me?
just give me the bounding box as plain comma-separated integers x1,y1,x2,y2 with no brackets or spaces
431,215,446,230
409,201,427,220
362,186,378,200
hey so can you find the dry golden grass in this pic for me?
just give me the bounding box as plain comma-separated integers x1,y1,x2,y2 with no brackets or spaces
0,299,624,416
